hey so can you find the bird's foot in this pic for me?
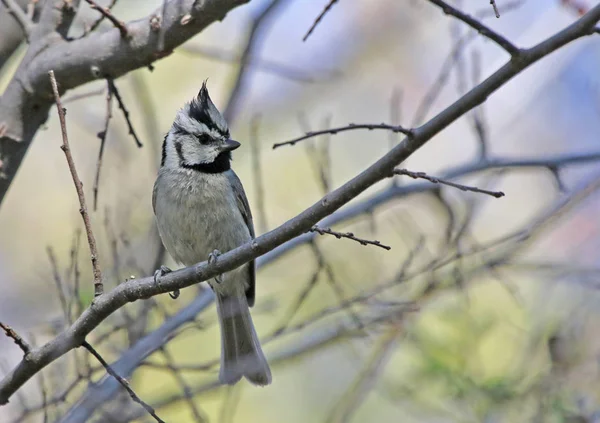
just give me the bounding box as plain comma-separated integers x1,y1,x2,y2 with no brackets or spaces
154,265,179,299
208,249,223,284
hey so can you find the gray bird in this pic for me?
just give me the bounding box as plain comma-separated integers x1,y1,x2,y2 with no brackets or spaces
152,82,271,386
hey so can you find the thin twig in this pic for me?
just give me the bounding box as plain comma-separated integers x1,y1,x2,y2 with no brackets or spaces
47,246,70,323
181,44,340,83
490,0,500,18
1,0,33,41
107,79,143,148
81,341,166,423
49,70,104,297
303,0,338,41
310,225,391,250
426,0,520,56
273,122,413,149
250,115,267,234
393,168,505,198
0,322,31,355
93,84,114,211
80,0,118,37
83,0,128,37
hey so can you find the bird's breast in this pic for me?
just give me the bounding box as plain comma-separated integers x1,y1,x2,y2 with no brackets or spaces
153,169,251,267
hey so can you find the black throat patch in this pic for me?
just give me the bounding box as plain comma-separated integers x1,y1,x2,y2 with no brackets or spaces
174,141,232,174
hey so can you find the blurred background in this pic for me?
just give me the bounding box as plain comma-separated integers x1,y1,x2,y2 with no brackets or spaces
1,0,600,421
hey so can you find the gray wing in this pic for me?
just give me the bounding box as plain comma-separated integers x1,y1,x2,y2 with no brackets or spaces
227,170,256,307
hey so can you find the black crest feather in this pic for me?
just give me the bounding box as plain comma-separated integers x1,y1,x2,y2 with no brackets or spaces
188,80,220,132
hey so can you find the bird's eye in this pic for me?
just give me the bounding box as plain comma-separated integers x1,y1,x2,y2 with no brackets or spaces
197,134,211,145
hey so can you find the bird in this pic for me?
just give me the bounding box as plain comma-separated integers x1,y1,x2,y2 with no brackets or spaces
152,81,271,386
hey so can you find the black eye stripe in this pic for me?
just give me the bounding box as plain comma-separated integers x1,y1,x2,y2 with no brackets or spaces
197,134,212,144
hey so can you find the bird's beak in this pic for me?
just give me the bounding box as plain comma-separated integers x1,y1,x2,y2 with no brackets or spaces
221,139,241,152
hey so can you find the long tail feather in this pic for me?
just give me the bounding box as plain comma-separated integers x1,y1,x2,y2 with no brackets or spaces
215,291,272,386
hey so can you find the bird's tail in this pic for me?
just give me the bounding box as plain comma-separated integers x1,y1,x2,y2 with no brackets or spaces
215,291,272,386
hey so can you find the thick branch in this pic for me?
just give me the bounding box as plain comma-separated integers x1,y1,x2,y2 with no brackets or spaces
0,0,250,208
0,4,599,405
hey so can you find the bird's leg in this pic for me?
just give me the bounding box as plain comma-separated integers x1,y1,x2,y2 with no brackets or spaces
208,249,223,284
154,265,179,299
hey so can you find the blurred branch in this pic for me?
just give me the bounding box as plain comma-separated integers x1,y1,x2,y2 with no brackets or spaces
303,0,338,42
0,0,251,209
0,322,31,355
180,44,340,83
81,341,166,423
49,70,104,297
327,326,402,423
310,225,391,250
222,0,289,124
0,0,33,41
1,6,600,406
393,168,505,198
273,122,413,149
249,115,267,234
425,0,520,56
93,84,113,211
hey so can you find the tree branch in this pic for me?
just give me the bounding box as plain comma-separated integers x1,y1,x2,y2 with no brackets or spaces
81,341,165,423
0,0,251,209
83,0,128,38
49,70,104,297
272,122,413,149
426,0,521,56
0,322,31,355
0,4,599,406
0,0,33,41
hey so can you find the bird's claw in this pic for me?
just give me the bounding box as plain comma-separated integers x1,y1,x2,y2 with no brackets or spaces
208,249,223,284
154,265,179,299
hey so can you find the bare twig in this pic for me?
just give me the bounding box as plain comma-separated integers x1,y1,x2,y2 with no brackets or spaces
426,0,520,56
393,168,505,198
1,0,33,41
250,115,267,234
49,70,104,297
181,44,340,82
0,322,31,355
93,84,114,211
81,341,166,423
273,122,413,149
222,0,287,123
83,0,128,37
47,246,70,323
310,225,391,250
303,0,338,41
80,0,118,36
107,78,143,148
490,0,500,18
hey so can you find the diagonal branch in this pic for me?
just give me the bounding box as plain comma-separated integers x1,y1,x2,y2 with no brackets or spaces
49,70,104,296
303,0,339,42
0,322,31,355
81,341,166,423
0,4,599,406
393,168,505,198
83,0,128,37
426,0,521,56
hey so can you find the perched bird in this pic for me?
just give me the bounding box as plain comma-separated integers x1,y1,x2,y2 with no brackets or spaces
152,82,271,386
